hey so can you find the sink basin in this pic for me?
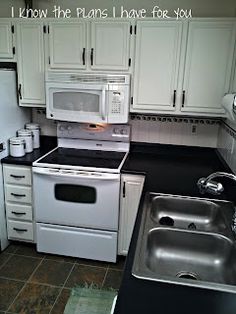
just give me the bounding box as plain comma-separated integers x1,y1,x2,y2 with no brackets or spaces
151,195,233,234
132,193,236,293
146,228,236,286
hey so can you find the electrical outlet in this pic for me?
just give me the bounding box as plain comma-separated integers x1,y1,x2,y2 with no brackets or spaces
191,124,197,135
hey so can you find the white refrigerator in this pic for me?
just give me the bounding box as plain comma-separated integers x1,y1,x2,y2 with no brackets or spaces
0,67,30,251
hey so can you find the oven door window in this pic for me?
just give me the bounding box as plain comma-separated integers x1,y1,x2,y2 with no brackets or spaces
53,91,100,114
55,184,96,204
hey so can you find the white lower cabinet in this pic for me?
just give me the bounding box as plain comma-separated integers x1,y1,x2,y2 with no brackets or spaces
118,174,145,255
3,164,34,242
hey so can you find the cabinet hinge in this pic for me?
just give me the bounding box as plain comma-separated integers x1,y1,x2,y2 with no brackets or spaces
128,58,131,67
43,25,47,33
123,182,126,198
134,25,137,35
130,25,132,34
131,97,133,105
12,47,16,55
11,25,15,34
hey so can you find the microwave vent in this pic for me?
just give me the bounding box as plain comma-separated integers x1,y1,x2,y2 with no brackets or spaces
46,72,130,84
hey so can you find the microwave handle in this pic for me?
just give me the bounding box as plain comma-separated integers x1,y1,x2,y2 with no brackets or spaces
101,87,106,121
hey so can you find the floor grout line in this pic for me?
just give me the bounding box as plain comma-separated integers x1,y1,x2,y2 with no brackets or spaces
49,262,76,314
5,256,45,312
101,267,109,288
0,253,13,271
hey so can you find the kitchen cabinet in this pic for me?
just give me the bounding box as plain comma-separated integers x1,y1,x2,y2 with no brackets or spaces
3,164,34,242
181,20,236,115
90,21,131,71
16,21,45,107
132,19,236,117
48,20,86,70
0,20,14,59
118,174,145,255
47,20,132,71
132,20,183,112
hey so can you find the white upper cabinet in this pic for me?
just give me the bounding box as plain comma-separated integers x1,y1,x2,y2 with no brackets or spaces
0,20,14,59
132,21,183,112
16,21,45,106
181,20,236,114
90,21,131,71
48,21,86,70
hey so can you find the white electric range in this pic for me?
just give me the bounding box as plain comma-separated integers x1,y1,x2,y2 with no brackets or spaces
33,122,130,262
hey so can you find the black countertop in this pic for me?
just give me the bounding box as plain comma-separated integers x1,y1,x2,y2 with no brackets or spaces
1,136,57,166
116,142,236,314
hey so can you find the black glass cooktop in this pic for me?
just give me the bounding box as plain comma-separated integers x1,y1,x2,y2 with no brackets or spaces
38,147,126,169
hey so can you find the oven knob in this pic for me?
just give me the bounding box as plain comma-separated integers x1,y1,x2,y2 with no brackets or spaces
67,125,73,134
113,128,120,135
120,129,128,135
59,125,65,131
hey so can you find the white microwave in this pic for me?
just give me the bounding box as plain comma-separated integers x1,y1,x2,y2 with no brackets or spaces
46,72,130,124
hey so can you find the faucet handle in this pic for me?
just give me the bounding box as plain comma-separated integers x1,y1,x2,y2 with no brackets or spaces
197,177,224,195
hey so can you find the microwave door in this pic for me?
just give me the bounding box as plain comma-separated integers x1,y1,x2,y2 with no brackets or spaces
46,85,108,123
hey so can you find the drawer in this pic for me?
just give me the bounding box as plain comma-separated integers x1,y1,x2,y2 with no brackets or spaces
3,165,31,186
5,185,32,204
7,220,34,241
36,223,117,262
6,203,33,221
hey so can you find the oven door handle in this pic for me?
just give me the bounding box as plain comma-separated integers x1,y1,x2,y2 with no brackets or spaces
101,87,106,121
33,168,120,181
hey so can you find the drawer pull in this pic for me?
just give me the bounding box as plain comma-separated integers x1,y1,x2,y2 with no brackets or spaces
11,211,26,215
11,193,26,197
10,174,25,179
13,227,27,232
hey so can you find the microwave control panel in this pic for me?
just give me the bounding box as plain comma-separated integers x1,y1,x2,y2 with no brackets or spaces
110,91,124,115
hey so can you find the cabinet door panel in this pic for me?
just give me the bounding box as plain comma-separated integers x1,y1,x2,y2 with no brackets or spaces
0,21,13,59
90,21,131,71
132,21,182,112
49,22,86,69
16,22,45,105
182,21,236,114
119,175,145,255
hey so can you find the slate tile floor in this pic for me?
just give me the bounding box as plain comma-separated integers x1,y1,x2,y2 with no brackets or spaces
0,242,125,313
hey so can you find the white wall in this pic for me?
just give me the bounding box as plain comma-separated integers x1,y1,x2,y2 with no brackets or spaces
1,0,236,17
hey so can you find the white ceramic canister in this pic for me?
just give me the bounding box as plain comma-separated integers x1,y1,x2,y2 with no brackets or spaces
25,123,40,149
17,129,33,153
9,137,25,157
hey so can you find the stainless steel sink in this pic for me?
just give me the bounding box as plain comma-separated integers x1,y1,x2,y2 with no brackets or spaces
132,193,236,293
151,195,234,234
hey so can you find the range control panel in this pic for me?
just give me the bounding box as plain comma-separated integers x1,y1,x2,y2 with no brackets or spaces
57,122,130,142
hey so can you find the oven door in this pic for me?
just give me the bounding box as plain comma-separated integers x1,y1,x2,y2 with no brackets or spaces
33,167,120,230
46,82,108,123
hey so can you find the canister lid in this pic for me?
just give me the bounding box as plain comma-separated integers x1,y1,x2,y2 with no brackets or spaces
10,137,25,145
25,123,40,130
17,129,32,137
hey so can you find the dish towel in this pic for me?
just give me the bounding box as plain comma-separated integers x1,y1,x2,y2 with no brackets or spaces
64,285,117,314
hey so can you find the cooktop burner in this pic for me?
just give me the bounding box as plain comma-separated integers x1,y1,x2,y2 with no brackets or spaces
37,147,126,169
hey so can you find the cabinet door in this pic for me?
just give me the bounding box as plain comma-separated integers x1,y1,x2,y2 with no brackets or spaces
48,21,86,69
90,21,131,71
16,22,45,106
132,21,182,112
0,21,13,59
118,174,145,255
181,20,236,114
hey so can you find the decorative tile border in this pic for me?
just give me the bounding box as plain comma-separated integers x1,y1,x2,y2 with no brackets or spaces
129,114,221,125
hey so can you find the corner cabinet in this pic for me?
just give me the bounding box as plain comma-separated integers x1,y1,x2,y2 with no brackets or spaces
0,20,14,59
118,174,145,255
181,20,236,115
131,19,236,117
3,164,35,243
46,20,132,71
16,21,46,107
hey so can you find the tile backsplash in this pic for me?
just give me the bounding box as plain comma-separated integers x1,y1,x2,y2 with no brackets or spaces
130,115,220,148
32,109,57,136
217,122,236,173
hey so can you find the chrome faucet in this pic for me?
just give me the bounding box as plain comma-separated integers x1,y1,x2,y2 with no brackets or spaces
197,171,236,195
